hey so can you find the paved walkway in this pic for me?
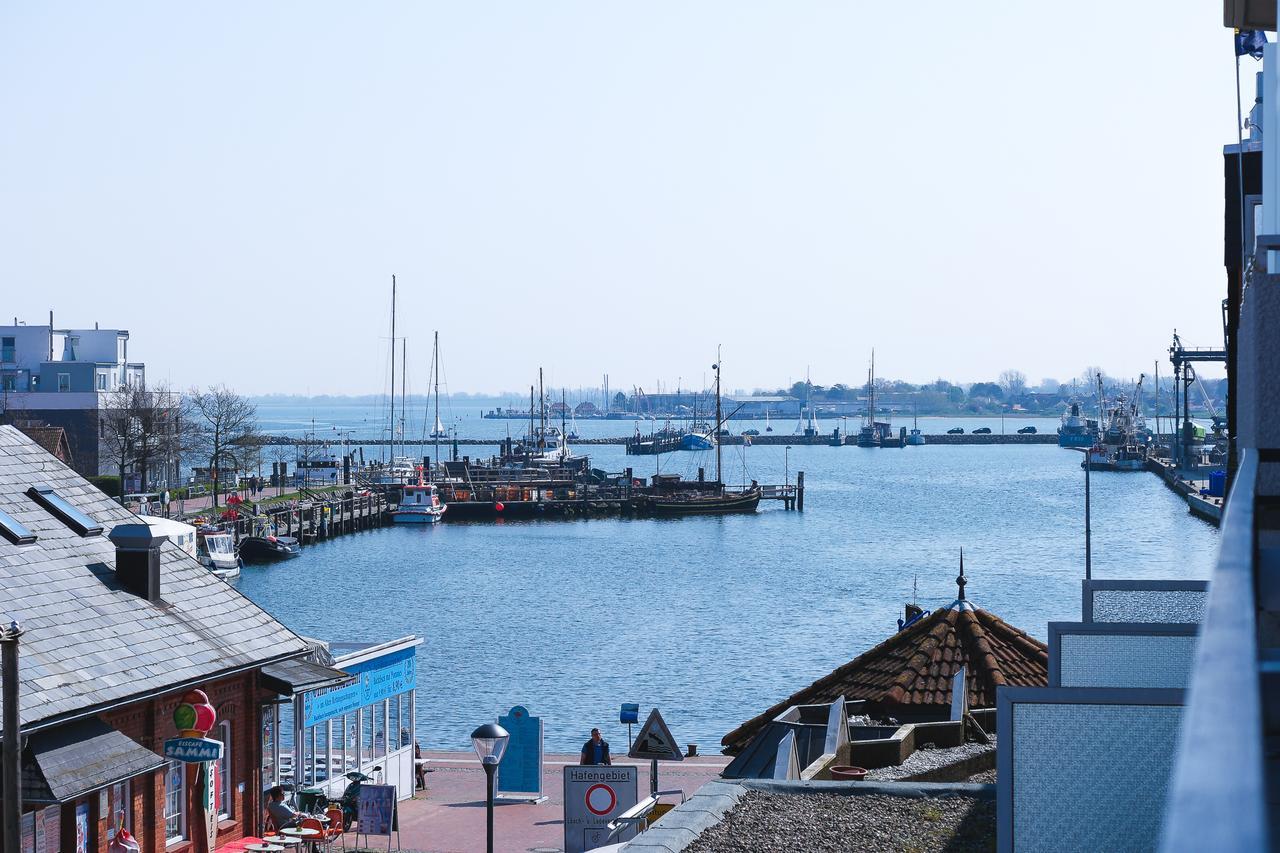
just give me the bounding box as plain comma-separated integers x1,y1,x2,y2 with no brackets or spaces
362,750,729,853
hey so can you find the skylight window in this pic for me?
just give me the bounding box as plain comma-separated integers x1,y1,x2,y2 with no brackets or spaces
0,507,36,545
26,486,103,537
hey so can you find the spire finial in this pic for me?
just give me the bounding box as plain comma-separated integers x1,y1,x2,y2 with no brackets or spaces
957,549,967,601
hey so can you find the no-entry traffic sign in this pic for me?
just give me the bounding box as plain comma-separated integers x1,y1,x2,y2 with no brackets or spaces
563,765,638,853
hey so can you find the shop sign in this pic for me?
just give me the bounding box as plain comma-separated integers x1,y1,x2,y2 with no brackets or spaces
302,646,416,727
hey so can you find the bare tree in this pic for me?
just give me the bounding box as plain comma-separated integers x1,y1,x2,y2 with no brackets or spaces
188,385,259,507
998,369,1027,400
100,385,143,501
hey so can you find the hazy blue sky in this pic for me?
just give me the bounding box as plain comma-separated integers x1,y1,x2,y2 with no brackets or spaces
1,2,1238,395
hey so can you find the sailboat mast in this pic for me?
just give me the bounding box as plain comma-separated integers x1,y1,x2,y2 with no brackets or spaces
401,338,407,466
390,275,397,467
539,368,546,450
433,331,441,472
529,385,535,463
561,390,567,460
714,347,723,490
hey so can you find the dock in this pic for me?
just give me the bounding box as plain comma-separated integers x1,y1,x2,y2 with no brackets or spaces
1145,457,1224,526
261,432,1061,447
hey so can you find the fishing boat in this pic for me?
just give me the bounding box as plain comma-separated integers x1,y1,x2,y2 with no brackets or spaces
679,421,715,451
195,526,242,579
1082,442,1148,472
906,406,926,446
1057,401,1097,448
391,466,447,523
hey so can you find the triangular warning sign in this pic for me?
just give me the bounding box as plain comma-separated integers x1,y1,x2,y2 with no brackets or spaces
627,708,684,761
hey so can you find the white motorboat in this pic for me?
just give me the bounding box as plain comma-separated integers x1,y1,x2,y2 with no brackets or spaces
196,527,242,579
391,467,447,524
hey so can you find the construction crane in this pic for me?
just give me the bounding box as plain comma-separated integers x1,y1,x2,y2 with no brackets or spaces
1168,331,1227,466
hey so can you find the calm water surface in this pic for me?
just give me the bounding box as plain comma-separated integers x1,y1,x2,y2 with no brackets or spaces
236,440,1218,751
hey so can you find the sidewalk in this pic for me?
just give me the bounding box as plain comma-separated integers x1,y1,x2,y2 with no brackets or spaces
362,750,729,853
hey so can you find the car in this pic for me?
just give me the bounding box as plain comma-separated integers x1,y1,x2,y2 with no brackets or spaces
1018,426,1037,434
974,427,993,434
947,427,965,434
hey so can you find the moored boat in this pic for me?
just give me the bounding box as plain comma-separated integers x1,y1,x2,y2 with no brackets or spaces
1057,401,1097,447
391,467,447,523
195,526,243,579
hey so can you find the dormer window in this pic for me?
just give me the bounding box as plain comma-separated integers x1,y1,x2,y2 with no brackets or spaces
26,486,103,536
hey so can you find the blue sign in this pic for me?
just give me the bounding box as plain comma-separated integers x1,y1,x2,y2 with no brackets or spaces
302,647,416,728
620,703,639,724
496,705,544,799
163,737,224,762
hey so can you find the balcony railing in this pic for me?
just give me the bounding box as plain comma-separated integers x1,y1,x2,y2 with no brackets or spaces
1160,449,1268,850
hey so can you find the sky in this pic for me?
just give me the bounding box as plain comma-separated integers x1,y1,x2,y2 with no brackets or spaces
1,2,1240,395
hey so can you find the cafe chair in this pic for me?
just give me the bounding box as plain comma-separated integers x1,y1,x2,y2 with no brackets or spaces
323,806,346,850
299,817,327,852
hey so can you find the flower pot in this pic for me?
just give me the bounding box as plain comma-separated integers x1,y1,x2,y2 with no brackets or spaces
829,765,868,781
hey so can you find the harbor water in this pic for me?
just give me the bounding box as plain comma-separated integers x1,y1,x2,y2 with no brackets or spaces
235,413,1219,752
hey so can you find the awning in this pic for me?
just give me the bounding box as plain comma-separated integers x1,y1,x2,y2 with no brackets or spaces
22,717,166,804
260,658,351,696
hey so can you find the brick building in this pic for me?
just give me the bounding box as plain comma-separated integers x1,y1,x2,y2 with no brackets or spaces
0,425,343,853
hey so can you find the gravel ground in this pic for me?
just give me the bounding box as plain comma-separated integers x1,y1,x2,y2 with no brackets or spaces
685,790,995,853
965,769,997,783
864,739,996,782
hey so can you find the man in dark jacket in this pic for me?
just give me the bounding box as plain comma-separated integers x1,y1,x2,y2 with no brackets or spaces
579,728,611,765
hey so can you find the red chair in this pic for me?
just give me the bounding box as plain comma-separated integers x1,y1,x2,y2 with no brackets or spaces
323,806,346,850
299,817,327,852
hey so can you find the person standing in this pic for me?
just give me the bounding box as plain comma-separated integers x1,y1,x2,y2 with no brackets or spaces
579,728,611,766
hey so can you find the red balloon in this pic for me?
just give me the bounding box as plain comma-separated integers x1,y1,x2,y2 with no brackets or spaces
193,703,217,732
494,502,504,512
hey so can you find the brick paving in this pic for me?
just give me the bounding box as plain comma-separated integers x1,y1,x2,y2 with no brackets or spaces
340,750,729,853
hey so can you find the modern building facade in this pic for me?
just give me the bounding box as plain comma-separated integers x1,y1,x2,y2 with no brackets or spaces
0,316,146,478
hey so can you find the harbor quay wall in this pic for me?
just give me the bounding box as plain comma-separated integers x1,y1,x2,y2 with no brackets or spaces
258,433,1059,447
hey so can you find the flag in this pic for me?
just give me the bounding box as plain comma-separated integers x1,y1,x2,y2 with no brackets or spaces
1236,29,1267,60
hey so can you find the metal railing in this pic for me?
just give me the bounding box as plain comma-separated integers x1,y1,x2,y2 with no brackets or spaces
1160,449,1268,851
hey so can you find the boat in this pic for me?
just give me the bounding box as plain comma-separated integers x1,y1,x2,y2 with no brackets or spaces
391,467,447,523
679,421,715,451
631,349,760,515
764,410,773,433
192,524,242,579
139,515,198,560
238,531,301,562
857,353,881,448
742,428,760,436
1082,442,1148,472
239,518,301,562
906,406,926,446
1057,400,1098,447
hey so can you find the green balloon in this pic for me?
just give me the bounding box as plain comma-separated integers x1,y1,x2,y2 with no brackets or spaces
173,703,196,730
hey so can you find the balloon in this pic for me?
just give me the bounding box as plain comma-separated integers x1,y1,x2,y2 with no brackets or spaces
494,502,504,512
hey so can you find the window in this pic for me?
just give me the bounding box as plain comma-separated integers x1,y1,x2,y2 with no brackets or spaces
214,720,231,819
26,487,103,536
57,373,70,392
30,375,39,390
0,507,36,545
110,780,131,840
1,336,13,362
164,760,185,843
1,374,14,392
96,372,108,391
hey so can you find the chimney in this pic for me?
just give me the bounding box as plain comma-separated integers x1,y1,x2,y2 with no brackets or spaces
108,524,166,602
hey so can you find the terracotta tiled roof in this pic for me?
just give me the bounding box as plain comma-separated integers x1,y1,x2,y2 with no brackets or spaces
721,602,1047,754
15,426,70,462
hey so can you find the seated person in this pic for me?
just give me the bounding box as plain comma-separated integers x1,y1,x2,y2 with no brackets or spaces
266,786,301,830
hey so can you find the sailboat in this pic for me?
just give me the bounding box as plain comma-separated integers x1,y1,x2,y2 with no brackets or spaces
906,403,926,445
857,352,882,448
632,349,761,515
764,409,773,432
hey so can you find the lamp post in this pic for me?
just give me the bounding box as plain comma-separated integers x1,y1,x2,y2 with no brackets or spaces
471,723,510,853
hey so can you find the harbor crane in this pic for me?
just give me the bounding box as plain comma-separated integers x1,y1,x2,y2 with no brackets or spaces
1168,331,1226,466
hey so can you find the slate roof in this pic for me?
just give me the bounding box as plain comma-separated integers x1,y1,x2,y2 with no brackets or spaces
721,599,1047,754
0,425,310,730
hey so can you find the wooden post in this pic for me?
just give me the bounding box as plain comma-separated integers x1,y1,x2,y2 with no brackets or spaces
796,471,805,511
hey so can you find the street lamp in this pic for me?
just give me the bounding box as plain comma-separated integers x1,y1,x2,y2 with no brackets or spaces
470,723,510,853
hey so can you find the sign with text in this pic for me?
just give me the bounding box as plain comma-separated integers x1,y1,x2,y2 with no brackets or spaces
163,737,223,762
302,646,415,728
562,765,638,853
496,705,544,800
357,784,398,836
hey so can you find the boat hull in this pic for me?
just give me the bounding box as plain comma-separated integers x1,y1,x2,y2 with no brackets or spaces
391,508,446,523
633,489,761,516
239,536,302,562
1058,431,1095,448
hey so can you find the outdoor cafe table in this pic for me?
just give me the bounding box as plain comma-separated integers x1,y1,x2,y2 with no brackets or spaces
244,845,283,853
279,827,321,851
